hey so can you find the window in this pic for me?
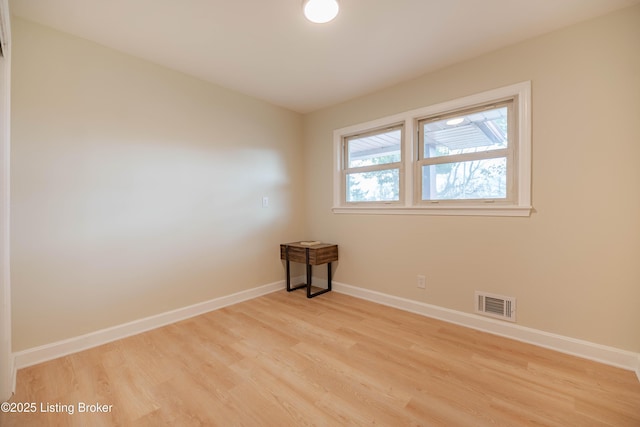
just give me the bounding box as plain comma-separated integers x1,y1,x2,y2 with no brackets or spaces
417,101,515,204
343,125,404,204
333,82,531,216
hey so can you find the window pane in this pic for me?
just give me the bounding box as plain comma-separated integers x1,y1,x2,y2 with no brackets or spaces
422,158,507,200
347,128,401,168
423,106,508,159
347,169,400,202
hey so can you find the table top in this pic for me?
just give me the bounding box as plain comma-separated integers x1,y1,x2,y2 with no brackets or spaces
281,241,337,250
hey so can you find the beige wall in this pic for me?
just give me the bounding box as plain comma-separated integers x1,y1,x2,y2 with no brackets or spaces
11,6,640,355
303,6,640,352
11,18,306,351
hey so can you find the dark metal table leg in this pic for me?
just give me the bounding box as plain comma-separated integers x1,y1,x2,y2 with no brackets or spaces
306,268,313,298
307,261,332,299
286,245,306,292
286,246,291,291
306,247,313,298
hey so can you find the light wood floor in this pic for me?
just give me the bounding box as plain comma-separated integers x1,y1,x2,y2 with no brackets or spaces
2,290,639,426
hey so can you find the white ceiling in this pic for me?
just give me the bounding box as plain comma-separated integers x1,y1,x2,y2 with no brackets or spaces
10,0,640,113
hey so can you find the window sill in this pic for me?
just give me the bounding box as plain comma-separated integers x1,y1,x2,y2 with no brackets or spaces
332,205,532,217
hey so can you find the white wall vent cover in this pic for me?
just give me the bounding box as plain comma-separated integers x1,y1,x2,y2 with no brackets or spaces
475,291,516,322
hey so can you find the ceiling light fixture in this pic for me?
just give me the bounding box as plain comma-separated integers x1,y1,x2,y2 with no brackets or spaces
446,117,465,126
303,0,339,24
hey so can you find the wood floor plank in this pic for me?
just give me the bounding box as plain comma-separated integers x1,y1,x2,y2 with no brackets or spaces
2,290,639,426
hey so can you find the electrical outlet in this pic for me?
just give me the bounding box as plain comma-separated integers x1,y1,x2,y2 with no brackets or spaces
417,275,426,289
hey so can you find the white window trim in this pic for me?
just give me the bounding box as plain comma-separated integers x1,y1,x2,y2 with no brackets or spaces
342,123,406,206
332,81,532,217
0,0,12,401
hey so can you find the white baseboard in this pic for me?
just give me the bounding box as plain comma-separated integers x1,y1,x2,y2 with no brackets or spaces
13,278,640,381
333,281,640,374
13,281,285,369
10,353,15,395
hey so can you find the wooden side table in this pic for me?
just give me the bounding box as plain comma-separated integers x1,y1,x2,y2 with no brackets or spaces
280,242,338,298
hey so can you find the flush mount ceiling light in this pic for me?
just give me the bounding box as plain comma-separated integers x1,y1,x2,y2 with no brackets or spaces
303,0,339,24
446,117,465,126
